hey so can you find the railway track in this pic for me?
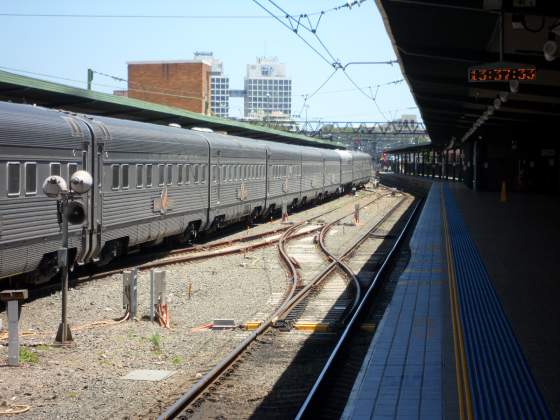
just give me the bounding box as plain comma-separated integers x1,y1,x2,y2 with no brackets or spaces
296,198,423,419
157,190,416,419
23,189,388,300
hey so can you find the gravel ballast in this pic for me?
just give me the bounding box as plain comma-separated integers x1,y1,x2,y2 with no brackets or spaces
0,188,385,419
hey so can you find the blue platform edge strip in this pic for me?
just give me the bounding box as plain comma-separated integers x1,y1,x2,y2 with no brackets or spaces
443,184,551,420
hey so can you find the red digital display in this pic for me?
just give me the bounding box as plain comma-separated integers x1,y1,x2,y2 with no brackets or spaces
468,66,536,82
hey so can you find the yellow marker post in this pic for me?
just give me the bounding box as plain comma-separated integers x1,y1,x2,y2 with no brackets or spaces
500,181,507,203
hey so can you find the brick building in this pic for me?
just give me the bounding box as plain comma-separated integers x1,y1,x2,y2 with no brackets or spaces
126,60,211,114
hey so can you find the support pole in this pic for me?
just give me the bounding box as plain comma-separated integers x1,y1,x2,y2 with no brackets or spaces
55,196,73,344
87,68,94,90
123,268,138,320
473,141,478,191
1,290,28,366
7,301,19,366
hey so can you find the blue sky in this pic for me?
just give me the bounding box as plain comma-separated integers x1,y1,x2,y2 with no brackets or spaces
0,0,419,122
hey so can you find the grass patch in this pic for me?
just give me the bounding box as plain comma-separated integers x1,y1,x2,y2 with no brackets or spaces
19,347,39,364
149,333,162,354
171,355,183,366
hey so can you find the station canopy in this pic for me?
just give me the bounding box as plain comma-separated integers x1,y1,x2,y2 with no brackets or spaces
0,69,340,149
376,1,560,148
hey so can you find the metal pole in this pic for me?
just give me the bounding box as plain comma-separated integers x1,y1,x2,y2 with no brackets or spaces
87,68,93,91
150,270,155,322
55,195,73,344
473,141,478,191
7,300,19,366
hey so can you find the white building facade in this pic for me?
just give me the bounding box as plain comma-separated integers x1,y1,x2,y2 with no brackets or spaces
194,52,230,118
244,57,292,120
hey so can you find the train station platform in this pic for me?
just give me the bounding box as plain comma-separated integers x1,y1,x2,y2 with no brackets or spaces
342,182,554,419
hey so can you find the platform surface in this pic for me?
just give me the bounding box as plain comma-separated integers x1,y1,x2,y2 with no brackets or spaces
342,186,457,419
342,182,552,419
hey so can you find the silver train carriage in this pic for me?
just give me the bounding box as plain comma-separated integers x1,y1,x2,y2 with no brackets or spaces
0,101,372,283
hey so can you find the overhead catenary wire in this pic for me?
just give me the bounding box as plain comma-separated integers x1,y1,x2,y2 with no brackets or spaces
0,65,206,103
0,2,367,20
298,68,340,117
253,0,399,121
251,0,335,68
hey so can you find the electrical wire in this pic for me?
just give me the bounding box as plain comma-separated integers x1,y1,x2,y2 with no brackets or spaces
256,0,399,121
0,65,206,102
297,68,340,117
0,13,275,19
252,0,335,67
341,69,390,121
0,2,367,20
295,79,403,97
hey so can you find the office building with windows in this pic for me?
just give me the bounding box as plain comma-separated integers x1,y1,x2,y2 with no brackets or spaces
244,57,292,120
194,52,230,118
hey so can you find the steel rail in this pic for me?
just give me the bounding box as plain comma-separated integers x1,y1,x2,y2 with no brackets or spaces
157,192,392,419
318,195,408,325
75,192,385,284
271,193,397,324
275,195,407,325
295,198,423,419
158,222,304,420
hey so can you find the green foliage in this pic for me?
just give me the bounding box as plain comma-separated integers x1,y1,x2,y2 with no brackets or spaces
149,333,161,353
171,355,183,366
19,347,38,364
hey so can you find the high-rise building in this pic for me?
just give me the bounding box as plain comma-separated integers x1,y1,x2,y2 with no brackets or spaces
126,60,211,114
244,57,292,120
194,52,230,118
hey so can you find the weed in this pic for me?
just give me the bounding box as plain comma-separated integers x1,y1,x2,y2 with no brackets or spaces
171,355,183,366
149,333,162,353
19,347,38,364
36,344,50,352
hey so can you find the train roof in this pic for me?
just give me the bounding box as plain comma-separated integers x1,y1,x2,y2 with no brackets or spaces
0,69,343,150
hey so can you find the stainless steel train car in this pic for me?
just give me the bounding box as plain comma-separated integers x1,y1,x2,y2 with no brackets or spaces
0,101,372,283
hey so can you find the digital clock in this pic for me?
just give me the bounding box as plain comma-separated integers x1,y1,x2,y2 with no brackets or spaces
468,65,536,82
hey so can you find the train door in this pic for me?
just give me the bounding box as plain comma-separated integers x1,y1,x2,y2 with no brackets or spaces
76,118,109,263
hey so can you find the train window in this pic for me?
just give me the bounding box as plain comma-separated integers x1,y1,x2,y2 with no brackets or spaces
50,162,61,176
185,165,191,183
158,164,165,186
194,165,200,183
68,163,78,179
201,165,206,183
146,164,153,187
241,165,246,180
211,165,217,183
221,165,226,182
122,164,129,189
111,165,119,190
177,164,183,184
25,162,37,195
136,164,143,188
166,164,173,185
7,162,20,196
235,165,240,180
225,165,229,182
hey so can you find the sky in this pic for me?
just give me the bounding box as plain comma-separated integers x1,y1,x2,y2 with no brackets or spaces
0,0,419,122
